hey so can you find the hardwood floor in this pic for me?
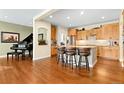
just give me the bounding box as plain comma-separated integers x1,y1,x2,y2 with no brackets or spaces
0,56,124,84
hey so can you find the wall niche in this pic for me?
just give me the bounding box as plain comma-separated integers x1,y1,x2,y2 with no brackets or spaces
38,27,48,45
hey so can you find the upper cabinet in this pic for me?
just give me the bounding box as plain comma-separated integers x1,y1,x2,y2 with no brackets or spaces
101,23,119,40
69,23,119,40
51,25,57,40
68,28,77,36
95,28,101,39
51,25,57,56
77,31,87,40
87,29,98,39
111,23,119,40
76,29,100,40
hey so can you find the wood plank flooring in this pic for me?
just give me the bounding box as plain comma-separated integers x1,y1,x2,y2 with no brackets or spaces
0,56,124,84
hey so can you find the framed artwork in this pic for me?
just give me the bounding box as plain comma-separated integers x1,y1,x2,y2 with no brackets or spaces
1,32,20,43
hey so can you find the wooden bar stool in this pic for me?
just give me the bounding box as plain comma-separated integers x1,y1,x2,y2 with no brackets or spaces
78,48,90,71
65,47,77,69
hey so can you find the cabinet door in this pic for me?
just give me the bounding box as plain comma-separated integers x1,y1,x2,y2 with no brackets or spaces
98,47,104,57
111,47,119,60
77,31,87,40
98,46,119,60
51,47,57,56
95,28,101,39
51,25,57,40
102,24,112,39
81,31,87,40
77,31,82,40
87,30,92,38
111,23,119,40
101,23,119,40
68,29,76,36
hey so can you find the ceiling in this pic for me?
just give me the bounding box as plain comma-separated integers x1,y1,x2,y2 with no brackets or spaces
43,9,121,28
0,9,44,27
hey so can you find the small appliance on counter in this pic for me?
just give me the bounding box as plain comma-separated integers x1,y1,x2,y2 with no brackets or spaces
109,39,119,46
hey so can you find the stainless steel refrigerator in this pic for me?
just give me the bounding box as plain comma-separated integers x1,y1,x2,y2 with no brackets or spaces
66,36,76,46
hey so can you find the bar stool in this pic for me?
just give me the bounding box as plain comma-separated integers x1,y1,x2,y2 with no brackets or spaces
65,47,77,69
78,48,90,71
57,47,65,64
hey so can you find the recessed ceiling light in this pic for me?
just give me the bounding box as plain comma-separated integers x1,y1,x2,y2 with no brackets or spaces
80,11,84,15
101,16,105,19
66,16,70,19
49,15,53,18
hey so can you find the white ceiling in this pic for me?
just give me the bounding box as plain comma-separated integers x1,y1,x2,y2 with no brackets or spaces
43,9,121,28
0,9,44,27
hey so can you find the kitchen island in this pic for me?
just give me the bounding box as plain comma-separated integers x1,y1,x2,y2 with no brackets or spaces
75,46,97,68
58,45,97,68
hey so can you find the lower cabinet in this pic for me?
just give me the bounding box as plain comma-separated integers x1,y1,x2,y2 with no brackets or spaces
51,46,57,56
98,46,119,60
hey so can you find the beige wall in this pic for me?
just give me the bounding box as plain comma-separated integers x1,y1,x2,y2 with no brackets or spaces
33,20,51,60
0,21,33,57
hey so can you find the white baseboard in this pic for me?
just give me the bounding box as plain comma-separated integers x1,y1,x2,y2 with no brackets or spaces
0,52,30,58
33,55,51,61
0,55,7,58
119,58,124,62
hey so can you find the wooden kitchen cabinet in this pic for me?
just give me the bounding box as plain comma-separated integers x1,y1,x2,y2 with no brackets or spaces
95,28,101,39
98,46,119,60
86,30,92,38
51,46,57,56
111,23,119,40
77,31,87,40
102,24,112,39
81,31,87,40
51,25,57,40
101,23,119,40
111,46,119,60
68,28,77,36
77,28,101,40
76,31,81,40
76,23,119,40
51,25,57,56
76,23,119,60
90,29,97,36
97,23,119,60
